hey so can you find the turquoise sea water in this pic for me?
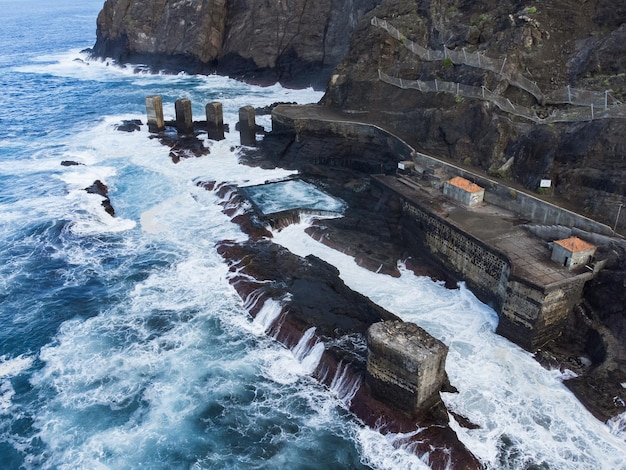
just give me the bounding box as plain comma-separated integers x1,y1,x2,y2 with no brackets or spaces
0,1,625,469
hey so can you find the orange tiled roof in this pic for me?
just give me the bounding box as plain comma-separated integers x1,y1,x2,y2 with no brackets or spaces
554,236,596,253
447,176,483,193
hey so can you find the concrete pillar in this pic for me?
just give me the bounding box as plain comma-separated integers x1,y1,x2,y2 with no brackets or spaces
205,102,225,141
175,98,194,136
238,106,256,146
145,95,164,132
366,321,448,416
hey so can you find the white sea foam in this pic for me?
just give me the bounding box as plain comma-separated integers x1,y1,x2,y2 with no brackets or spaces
251,298,284,335
0,355,34,414
357,427,431,470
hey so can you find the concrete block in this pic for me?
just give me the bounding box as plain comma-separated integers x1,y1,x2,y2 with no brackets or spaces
145,95,164,132
175,98,194,136
239,106,256,146
366,321,448,416
206,102,225,141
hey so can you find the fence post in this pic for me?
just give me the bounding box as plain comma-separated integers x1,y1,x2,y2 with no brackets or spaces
591,103,594,120
605,90,609,110
435,79,438,92
481,86,485,99
463,48,467,63
567,85,571,103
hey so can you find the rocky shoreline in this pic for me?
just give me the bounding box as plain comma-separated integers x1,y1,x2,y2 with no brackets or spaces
110,112,624,464
207,181,482,469
243,112,626,426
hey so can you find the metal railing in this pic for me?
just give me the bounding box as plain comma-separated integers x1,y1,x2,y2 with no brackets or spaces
372,17,623,110
378,70,626,123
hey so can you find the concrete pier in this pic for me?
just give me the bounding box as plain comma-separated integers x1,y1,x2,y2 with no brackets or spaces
206,102,225,141
238,106,256,146
366,321,448,416
145,96,164,132
175,98,194,136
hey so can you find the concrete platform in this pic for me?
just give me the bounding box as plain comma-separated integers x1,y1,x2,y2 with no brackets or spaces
386,174,580,287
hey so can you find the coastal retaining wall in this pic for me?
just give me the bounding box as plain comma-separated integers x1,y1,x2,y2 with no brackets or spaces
374,176,591,350
399,197,511,310
272,106,614,235
500,275,592,350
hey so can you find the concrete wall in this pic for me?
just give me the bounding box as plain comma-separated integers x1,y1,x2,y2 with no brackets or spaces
375,178,591,351
399,197,510,310
410,151,613,235
499,275,592,350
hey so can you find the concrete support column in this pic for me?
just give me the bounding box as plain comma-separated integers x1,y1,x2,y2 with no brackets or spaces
206,102,225,141
366,321,448,416
145,95,164,132
175,98,194,136
238,106,256,146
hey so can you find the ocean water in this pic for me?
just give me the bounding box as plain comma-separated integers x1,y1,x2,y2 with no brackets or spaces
0,1,625,469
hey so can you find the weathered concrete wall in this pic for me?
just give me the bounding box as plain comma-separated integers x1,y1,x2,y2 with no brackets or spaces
366,321,448,416
499,276,590,350
397,195,511,311
374,177,594,351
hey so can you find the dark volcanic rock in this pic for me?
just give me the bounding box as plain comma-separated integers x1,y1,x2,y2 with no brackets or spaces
115,119,143,132
85,180,115,216
215,233,480,469
92,0,382,89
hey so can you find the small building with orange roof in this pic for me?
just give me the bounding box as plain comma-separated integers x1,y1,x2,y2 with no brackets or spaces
443,176,485,207
551,236,596,271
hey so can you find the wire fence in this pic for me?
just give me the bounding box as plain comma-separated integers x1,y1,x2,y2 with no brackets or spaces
378,70,626,123
371,16,623,109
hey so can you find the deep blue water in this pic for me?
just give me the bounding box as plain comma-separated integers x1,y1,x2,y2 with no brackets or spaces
1,1,625,469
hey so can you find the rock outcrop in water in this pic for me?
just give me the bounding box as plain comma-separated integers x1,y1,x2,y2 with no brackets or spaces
92,0,381,89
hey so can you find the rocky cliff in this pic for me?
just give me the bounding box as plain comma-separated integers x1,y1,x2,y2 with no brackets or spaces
92,0,381,89
94,0,625,227
323,0,626,230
